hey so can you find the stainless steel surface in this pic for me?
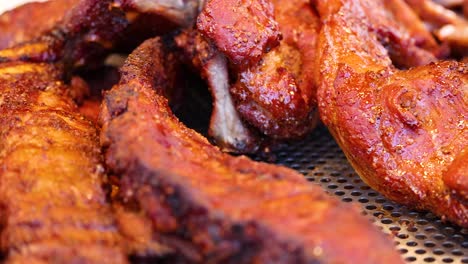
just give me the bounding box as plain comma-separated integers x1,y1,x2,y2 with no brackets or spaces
271,126,468,264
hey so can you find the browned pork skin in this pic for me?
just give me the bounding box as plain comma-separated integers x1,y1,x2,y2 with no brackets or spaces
313,0,468,227
0,62,127,263
100,37,404,264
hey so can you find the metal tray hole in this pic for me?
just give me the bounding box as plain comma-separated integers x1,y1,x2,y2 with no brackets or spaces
337,178,347,183
415,249,426,254
398,233,409,239
319,177,330,182
423,257,435,262
342,197,352,202
434,234,446,240
415,234,427,240
442,242,455,248
424,241,436,248
358,198,369,203
416,219,429,225
443,227,455,235
381,218,393,224
391,212,402,218
383,205,394,211
375,198,386,203
334,191,345,196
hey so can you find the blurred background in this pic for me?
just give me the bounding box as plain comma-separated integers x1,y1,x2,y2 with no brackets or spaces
0,0,46,14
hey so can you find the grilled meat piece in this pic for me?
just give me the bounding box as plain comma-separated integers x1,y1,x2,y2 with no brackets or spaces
229,0,320,139
175,30,258,153
313,0,468,227
194,0,319,144
100,37,404,264
197,0,281,67
0,0,79,50
0,0,128,69
0,62,127,263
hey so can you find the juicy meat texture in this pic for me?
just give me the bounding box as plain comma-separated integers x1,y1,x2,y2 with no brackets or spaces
0,0,79,50
197,0,281,66
100,37,404,264
229,0,320,138
175,30,258,153
0,62,126,263
313,0,468,227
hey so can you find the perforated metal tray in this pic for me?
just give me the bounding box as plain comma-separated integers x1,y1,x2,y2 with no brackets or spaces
268,126,467,264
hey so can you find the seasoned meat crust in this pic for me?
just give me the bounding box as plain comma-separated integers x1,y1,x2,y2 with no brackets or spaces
314,0,468,227
0,62,127,263
100,37,404,264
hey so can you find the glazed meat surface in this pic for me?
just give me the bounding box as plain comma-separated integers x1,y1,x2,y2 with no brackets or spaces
197,0,281,66
313,0,468,227
193,0,320,146
100,37,404,263
0,0,79,50
0,62,126,263
229,0,320,139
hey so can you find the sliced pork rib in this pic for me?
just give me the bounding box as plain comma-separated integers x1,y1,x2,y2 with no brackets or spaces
313,0,468,227
0,62,127,263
